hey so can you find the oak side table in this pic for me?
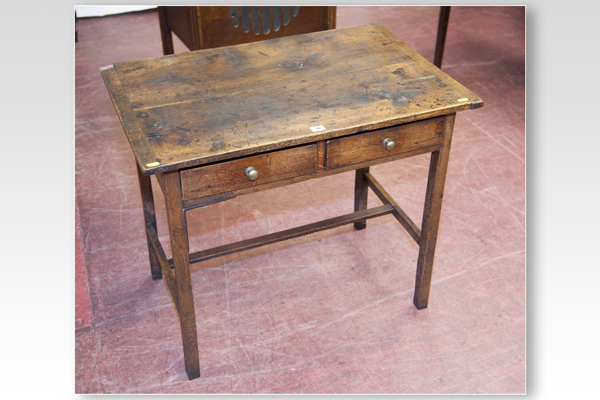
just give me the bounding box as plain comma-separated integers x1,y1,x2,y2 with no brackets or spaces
101,23,483,380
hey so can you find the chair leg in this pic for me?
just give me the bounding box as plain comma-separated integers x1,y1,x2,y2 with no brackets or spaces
413,114,455,309
158,6,175,55
136,163,162,280
164,170,201,380
433,6,451,68
354,167,370,230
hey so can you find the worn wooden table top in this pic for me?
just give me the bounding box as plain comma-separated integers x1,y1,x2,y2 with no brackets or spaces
101,23,482,175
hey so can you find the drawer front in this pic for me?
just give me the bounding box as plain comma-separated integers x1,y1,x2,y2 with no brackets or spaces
181,144,317,200
326,117,445,169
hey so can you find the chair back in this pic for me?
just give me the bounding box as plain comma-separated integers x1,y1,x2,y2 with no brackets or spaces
159,6,336,53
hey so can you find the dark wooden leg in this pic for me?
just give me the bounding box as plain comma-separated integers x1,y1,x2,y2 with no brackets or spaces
433,6,451,69
413,114,455,309
354,167,370,230
158,6,175,55
164,170,200,380
136,163,162,280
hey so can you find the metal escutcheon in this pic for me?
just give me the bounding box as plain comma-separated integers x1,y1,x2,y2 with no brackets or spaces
244,166,259,181
383,137,396,151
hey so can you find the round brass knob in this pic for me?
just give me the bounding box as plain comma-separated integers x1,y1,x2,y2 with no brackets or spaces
383,137,396,151
244,166,259,181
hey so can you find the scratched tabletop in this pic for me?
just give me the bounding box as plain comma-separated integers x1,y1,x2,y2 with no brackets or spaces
101,23,482,175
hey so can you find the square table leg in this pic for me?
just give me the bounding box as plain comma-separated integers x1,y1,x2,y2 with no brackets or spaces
354,167,370,230
163,170,201,380
136,163,162,280
414,114,455,310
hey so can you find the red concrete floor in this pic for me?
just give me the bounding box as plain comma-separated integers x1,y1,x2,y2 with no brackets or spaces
75,7,525,394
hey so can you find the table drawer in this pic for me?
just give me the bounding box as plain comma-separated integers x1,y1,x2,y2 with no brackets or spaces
326,117,445,170
180,144,317,200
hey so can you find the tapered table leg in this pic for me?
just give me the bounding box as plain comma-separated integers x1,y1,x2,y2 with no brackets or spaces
164,170,201,380
414,114,455,310
354,167,370,230
136,163,162,280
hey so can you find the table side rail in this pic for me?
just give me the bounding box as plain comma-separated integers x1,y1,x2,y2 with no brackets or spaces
364,172,421,243
182,144,441,210
167,204,395,267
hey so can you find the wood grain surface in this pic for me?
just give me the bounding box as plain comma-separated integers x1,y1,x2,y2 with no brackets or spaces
101,23,482,175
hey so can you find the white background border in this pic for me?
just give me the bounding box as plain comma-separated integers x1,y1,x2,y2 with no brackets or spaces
2,1,598,398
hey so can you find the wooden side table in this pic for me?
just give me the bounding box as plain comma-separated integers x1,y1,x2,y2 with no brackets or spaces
101,23,483,380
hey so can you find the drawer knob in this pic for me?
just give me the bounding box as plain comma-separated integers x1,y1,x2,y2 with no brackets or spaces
383,137,396,151
244,166,259,181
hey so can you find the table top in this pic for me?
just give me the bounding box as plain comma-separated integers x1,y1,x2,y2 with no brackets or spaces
101,23,482,175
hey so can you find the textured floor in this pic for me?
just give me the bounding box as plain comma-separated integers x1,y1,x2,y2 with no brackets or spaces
75,6,525,394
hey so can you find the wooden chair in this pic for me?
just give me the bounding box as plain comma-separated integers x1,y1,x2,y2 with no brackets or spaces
158,6,451,68
158,6,336,55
